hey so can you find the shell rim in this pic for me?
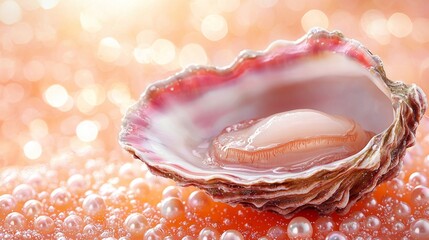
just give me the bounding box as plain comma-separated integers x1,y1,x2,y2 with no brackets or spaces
119,28,414,186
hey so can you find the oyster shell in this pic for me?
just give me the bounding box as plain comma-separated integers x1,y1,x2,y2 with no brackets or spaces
120,29,427,217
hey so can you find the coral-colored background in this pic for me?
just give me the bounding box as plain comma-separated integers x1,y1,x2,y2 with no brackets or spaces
1,0,429,239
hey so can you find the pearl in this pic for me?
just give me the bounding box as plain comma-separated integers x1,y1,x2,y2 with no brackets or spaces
82,194,106,219
410,219,429,240
220,230,244,240
123,213,148,236
287,216,313,239
4,212,26,231
34,215,55,234
198,227,220,240
160,197,185,220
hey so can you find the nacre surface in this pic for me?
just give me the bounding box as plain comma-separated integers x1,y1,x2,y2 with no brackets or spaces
121,29,427,217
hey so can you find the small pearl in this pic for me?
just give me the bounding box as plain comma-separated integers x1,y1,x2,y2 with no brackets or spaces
34,215,55,234
220,230,244,240
187,190,211,212
123,213,148,236
82,194,106,219
325,231,347,240
22,199,43,218
287,216,313,239
410,219,429,240
198,226,220,240
365,216,381,230
63,215,83,235
50,187,71,209
160,197,185,220
4,212,26,231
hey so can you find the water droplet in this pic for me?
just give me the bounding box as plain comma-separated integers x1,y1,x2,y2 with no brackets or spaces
287,216,313,239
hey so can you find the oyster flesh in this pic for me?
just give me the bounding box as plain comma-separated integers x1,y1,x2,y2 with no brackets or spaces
120,29,427,217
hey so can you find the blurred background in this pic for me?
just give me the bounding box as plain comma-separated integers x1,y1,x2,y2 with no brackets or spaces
0,0,428,167
1,1,429,239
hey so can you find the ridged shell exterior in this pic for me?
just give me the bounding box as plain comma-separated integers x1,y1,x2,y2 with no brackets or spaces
120,29,427,217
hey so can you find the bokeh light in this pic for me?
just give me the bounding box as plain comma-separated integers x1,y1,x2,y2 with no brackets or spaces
43,84,69,108
1,0,429,239
23,140,42,160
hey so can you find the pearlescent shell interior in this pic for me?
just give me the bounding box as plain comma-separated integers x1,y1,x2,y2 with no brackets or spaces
120,29,427,216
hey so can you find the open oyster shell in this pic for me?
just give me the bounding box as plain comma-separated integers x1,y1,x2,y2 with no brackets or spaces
120,29,427,217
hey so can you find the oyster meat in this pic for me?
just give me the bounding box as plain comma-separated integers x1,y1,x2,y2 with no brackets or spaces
120,29,427,217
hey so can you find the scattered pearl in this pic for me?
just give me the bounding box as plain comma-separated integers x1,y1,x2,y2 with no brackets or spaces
315,216,334,233
144,228,162,240
411,185,429,207
12,184,36,204
162,186,182,199
220,230,244,240
394,201,411,218
339,218,359,234
108,190,128,207
34,215,55,234
325,231,348,240
267,226,288,239
160,197,185,220
82,194,106,219
410,219,429,240
22,199,43,218
83,223,98,237
4,212,26,231
63,215,83,235
129,178,150,199
187,190,211,212
0,194,16,217
287,216,313,239
123,213,148,237
409,172,428,187
198,227,220,240
50,187,71,209
67,174,88,195
365,216,381,230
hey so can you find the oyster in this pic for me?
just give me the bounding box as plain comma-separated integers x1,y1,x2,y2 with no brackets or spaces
120,29,427,217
